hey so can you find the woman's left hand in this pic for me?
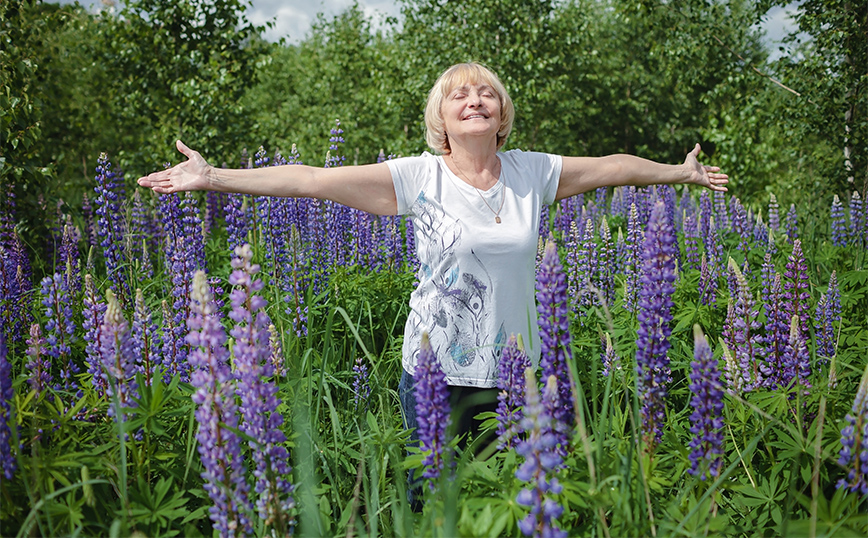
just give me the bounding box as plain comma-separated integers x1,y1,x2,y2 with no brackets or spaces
685,143,729,192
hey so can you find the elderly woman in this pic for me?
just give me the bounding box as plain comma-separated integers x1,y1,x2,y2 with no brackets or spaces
138,62,727,443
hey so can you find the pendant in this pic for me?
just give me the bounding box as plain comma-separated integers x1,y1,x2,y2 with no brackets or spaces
495,216,502,224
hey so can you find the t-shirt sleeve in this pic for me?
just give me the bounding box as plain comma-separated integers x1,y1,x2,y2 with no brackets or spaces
506,150,563,206
386,153,435,215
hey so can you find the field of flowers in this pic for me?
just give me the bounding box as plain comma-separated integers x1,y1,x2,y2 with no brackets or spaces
1,127,868,537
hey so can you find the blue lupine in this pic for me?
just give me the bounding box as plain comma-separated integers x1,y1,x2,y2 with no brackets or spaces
100,289,138,421
598,217,615,307
225,193,250,251
187,270,252,537
130,189,155,279
59,222,82,293
284,225,309,338
635,201,676,449
352,356,371,414
782,315,812,394
26,324,51,397
623,203,643,311
41,273,79,395
731,197,750,262
837,363,868,495
760,273,791,390
699,191,713,249
683,212,700,272
752,213,769,246
687,325,724,480
814,271,841,361
768,194,780,232
536,238,574,448
83,274,109,394
515,373,567,538
0,334,15,483
1,244,28,347
727,259,764,391
783,239,811,334
850,191,865,247
574,219,596,313
228,245,295,529
831,195,848,246
496,335,531,449
94,153,129,305
132,288,160,386
414,333,451,487
698,253,717,307
601,332,619,377
614,227,627,277
267,324,285,378
785,203,799,242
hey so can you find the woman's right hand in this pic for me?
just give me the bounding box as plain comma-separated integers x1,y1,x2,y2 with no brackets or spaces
137,140,214,194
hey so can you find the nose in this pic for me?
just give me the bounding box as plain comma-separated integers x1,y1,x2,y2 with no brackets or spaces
468,91,484,107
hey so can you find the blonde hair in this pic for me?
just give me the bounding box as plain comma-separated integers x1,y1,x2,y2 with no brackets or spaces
424,63,515,154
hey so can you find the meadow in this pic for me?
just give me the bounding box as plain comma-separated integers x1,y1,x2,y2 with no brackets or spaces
1,132,867,537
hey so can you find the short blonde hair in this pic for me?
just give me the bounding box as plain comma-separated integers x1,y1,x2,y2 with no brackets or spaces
424,63,515,154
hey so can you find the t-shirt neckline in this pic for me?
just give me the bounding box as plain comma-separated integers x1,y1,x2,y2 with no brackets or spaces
438,154,505,196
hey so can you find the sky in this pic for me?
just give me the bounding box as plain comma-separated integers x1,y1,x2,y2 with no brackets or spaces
55,0,801,54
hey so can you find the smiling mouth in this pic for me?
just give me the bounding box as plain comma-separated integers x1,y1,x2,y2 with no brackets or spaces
463,114,488,120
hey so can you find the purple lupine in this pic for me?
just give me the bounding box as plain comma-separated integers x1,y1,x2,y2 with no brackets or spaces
496,335,531,449
714,190,729,231
598,217,615,307
683,212,700,272
783,239,811,334
768,194,780,233
699,191,713,248
94,153,129,305
782,315,812,395
623,203,643,312
228,244,295,530
0,334,15,483
785,204,799,242
82,274,109,394
635,201,676,449
760,273,791,390
225,193,250,251
814,271,841,361
727,259,764,391
1,244,28,347
731,197,750,262
352,356,371,414
574,219,596,314
614,227,627,277
515,373,567,538
698,253,717,307
536,238,575,448
414,333,451,487
837,363,868,495
100,289,138,421
850,191,865,247
267,324,285,378
59,222,82,293
687,325,724,480
132,288,160,387
130,189,155,279
601,332,619,377
41,273,79,395
635,187,652,226
26,324,51,397
187,270,252,537
284,225,309,338
831,195,848,246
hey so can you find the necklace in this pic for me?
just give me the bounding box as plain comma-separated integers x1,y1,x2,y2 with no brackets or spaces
450,155,505,224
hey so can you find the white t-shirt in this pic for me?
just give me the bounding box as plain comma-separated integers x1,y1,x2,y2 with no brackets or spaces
388,149,563,387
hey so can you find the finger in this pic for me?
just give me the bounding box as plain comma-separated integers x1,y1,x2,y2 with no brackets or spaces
176,139,196,160
691,143,701,157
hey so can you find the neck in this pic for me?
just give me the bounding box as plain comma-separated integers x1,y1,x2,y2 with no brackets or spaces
446,144,500,190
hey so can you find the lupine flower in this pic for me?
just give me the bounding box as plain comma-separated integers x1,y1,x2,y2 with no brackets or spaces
0,334,15,483
598,217,615,306
730,197,750,262
132,288,160,386
130,189,155,279
268,325,285,377
781,315,811,395
850,191,865,247
699,191,713,248
59,222,82,293
714,190,729,231
753,213,769,246
229,244,295,529
414,333,451,487
683,212,700,272
698,253,717,307
727,259,764,391
837,362,868,495
82,274,108,394
623,203,643,311
515,373,567,538
814,271,841,361
785,204,799,242
635,201,676,449
760,273,790,390
536,238,575,448
601,332,619,377
187,270,252,537
575,219,596,314
719,338,742,395
687,325,724,480
94,153,129,305
351,355,371,415
26,323,51,397
783,239,811,333
100,289,138,421
41,273,79,395
0,244,28,347
284,225,309,337
831,195,848,246
225,193,250,251
496,335,531,449
768,194,780,232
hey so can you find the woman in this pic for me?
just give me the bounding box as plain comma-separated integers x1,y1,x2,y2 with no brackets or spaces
138,62,728,443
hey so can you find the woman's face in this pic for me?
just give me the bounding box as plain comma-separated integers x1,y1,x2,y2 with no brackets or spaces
441,82,501,147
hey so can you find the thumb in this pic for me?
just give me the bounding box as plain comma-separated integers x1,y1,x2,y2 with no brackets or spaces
691,143,702,158
176,139,194,159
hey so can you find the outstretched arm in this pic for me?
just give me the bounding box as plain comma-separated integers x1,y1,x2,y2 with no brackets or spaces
137,140,398,215
555,143,728,201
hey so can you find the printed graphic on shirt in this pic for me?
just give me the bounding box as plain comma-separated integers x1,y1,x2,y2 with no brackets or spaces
408,189,505,384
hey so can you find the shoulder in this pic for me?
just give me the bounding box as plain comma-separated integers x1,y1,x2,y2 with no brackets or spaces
499,149,562,173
